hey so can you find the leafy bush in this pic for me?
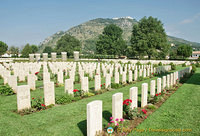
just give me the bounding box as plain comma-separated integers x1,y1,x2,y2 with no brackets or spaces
147,105,156,110
192,64,196,74
136,61,141,65
31,97,46,110
158,62,162,66
83,92,95,97
0,85,14,95
137,76,144,81
170,62,176,70
182,63,186,67
73,89,83,97
111,83,123,89
56,94,81,104
195,63,200,67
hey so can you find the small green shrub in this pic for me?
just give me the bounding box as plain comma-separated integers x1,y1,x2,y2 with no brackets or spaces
56,95,74,104
137,76,144,81
182,63,186,67
192,64,196,74
136,61,141,65
84,92,95,97
170,62,176,70
195,63,200,67
123,99,141,119
147,105,156,110
31,97,46,110
158,62,162,66
111,83,123,89
0,85,14,96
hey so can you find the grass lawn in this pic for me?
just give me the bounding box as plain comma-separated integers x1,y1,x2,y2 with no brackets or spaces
0,66,188,136
129,68,200,136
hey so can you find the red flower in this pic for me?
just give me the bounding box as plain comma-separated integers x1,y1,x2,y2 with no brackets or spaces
145,116,147,119
35,72,39,75
101,85,102,87
152,73,154,75
156,94,158,96
41,104,44,106
73,89,78,92
142,109,147,114
159,93,161,95
123,99,132,106
103,83,105,85
32,98,34,100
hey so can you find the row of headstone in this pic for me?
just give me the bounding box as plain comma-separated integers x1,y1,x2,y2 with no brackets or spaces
29,51,80,62
86,67,192,135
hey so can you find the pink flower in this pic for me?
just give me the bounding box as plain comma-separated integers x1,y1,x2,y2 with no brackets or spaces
108,123,110,126
110,117,113,120
110,120,115,123
115,118,119,121
120,118,124,122
145,116,147,119
116,123,119,126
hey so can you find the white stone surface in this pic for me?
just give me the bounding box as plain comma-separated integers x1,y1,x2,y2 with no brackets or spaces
130,87,138,109
112,93,123,121
17,85,31,111
141,83,148,107
87,100,102,136
44,81,55,106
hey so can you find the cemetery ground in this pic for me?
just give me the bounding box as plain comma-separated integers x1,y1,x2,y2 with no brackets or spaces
0,65,199,136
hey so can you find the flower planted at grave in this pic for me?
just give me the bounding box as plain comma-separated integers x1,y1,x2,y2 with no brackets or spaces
73,89,83,97
122,99,140,120
107,117,125,133
31,97,46,110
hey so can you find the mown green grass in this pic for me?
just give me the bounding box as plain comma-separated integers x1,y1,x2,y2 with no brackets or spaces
0,66,187,136
129,68,200,136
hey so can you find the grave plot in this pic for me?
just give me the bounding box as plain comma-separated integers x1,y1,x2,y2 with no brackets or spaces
0,60,194,135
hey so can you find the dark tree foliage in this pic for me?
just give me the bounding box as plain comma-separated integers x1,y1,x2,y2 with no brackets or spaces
56,34,81,57
0,41,8,56
43,46,53,54
177,44,192,59
21,44,39,57
130,16,170,59
96,24,126,56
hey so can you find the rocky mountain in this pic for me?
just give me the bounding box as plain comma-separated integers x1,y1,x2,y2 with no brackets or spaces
38,17,200,53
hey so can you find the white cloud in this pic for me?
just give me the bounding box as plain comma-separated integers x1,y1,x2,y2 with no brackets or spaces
180,13,200,24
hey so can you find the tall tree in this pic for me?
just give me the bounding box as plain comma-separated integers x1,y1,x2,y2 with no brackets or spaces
0,41,8,56
31,45,38,53
8,46,19,56
177,44,192,59
130,16,170,59
21,44,32,57
96,24,126,56
56,34,81,57
43,46,53,54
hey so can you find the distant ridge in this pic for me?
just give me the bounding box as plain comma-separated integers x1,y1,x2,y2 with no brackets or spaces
38,17,200,53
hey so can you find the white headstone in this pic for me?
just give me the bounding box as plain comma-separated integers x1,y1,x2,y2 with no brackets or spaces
87,100,102,136
130,87,138,109
65,79,74,94
44,81,55,106
112,93,123,121
157,78,161,93
141,83,148,107
150,80,155,97
17,85,31,111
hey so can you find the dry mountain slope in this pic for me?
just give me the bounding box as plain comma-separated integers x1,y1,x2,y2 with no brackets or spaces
38,17,200,53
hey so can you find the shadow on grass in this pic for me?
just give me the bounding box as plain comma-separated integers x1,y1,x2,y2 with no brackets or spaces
77,120,87,136
103,110,112,122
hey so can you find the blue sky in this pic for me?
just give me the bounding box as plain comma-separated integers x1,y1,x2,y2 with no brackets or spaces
0,0,200,47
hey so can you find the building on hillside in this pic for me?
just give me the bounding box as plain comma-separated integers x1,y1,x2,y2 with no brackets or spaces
189,51,200,59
